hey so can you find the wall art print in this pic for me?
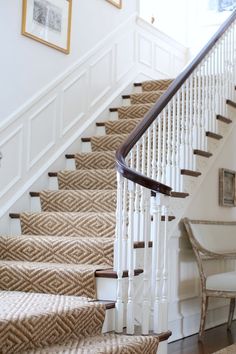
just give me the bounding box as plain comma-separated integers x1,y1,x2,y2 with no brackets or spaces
22,0,72,54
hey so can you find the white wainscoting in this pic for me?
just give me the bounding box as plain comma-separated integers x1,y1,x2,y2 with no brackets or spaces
136,17,187,79
0,14,187,225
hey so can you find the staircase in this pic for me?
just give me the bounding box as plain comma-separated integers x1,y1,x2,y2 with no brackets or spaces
0,79,173,354
1,10,236,354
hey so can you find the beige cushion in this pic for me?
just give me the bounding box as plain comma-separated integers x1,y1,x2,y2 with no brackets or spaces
190,223,236,253
206,271,236,292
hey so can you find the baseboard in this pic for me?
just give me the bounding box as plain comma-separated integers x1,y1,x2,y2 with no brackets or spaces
168,301,233,342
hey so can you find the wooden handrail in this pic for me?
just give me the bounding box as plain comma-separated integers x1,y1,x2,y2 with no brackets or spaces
115,10,236,195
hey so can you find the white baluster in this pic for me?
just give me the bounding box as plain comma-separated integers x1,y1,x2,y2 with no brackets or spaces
180,86,185,169
166,102,172,186
142,187,151,334
147,127,151,178
152,121,157,181
171,96,177,191
189,76,194,171
115,173,124,332
127,180,135,334
122,179,128,270
134,142,140,242
162,109,167,184
176,91,181,191
185,80,190,170
152,193,163,333
160,198,170,332
157,114,163,182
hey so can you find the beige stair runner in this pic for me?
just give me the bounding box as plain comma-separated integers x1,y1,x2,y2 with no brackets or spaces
0,78,172,353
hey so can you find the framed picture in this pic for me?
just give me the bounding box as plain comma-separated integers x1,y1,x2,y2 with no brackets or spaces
106,0,122,9
219,168,236,207
22,0,72,54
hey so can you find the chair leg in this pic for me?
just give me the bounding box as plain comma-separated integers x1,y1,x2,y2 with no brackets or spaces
227,298,235,331
199,294,208,341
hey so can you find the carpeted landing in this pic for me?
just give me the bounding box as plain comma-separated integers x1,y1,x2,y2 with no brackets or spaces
0,79,172,353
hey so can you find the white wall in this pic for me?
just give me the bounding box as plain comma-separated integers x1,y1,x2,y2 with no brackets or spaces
186,125,236,220
169,118,236,341
139,0,234,59
0,0,137,121
139,0,188,46
186,0,233,57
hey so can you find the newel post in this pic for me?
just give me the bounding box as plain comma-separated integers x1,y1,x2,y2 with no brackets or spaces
151,193,170,333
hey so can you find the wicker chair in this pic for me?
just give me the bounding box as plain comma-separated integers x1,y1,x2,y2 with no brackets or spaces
183,218,236,339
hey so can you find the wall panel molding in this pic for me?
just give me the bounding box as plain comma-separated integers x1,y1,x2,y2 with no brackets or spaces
0,126,23,199
27,96,57,170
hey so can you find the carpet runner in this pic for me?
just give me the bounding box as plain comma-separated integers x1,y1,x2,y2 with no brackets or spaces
213,344,236,353
0,78,172,352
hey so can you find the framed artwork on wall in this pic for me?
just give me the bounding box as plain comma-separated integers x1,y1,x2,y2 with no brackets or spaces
22,0,72,54
106,0,122,9
219,168,236,207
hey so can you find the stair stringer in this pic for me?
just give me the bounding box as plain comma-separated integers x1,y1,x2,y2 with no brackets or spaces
168,104,236,238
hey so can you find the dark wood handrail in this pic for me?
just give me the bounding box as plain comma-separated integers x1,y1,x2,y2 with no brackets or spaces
115,10,236,195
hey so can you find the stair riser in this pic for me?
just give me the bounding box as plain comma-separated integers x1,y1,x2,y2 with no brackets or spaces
96,273,142,302
65,158,76,170
91,136,128,152
57,171,117,190
105,119,141,135
30,192,117,213
20,213,116,238
0,236,114,267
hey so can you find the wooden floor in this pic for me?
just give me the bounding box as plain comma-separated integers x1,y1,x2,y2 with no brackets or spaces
168,321,236,354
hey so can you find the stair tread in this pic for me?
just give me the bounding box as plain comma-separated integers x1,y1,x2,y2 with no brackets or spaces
193,149,213,158
206,131,223,140
118,103,154,120
171,191,189,198
123,91,164,104
73,151,116,170
95,268,143,278
134,79,173,91
38,190,117,212
216,114,232,124
0,260,111,298
57,169,116,190
19,211,116,238
0,234,114,266
0,290,108,318
0,259,110,270
27,333,160,353
103,118,141,134
181,169,201,177
226,99,236,108
0,260,142,279
0,290,109,353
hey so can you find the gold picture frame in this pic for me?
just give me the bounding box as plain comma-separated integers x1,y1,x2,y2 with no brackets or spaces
219,168,236,207
106,0,122,9
22,0,72,54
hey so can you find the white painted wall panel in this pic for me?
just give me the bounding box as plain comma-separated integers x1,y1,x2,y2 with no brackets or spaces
115,32,135,82
90,50,113,107
154,45,171,76
28,97,57,169
0,126,23,198
61,72,87,136
138,35,153,68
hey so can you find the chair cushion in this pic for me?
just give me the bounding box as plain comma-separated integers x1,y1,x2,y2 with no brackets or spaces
206,271,236,291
